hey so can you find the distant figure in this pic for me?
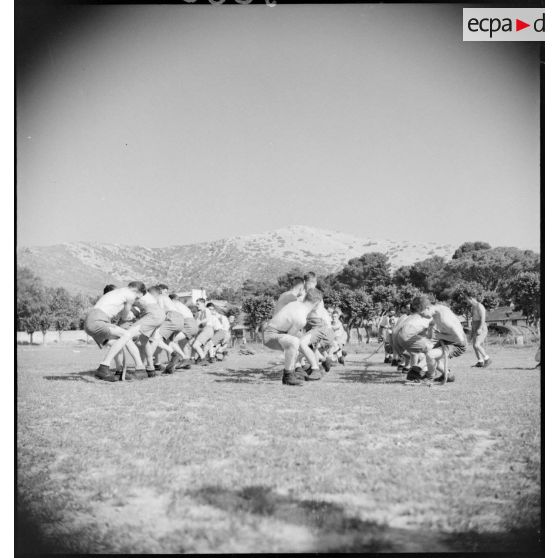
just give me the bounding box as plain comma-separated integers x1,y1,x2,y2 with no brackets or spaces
464,295,491,368
331,310,348,364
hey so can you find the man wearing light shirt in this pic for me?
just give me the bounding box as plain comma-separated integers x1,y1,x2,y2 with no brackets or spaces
263,288,323,386
85,281,147,381
192,298,217,362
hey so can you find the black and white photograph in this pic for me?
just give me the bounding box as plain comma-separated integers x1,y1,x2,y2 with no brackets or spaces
15,1,543,554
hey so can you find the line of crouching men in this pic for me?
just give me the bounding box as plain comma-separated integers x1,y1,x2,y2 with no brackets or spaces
84,281,231,382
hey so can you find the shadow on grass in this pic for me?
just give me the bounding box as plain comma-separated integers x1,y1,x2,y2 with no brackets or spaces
190,485,542,554
334,366,406,384
206,367,281,384
43,370,98,382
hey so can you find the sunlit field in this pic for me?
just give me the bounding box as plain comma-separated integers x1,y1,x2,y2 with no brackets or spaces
17,342,541,554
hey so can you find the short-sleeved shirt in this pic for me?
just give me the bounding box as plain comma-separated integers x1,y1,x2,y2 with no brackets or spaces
94,288,138,319
273,292,298,315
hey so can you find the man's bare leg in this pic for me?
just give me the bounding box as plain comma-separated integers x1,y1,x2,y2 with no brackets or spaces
299,333,321,379
277,336,304,386
100,326,144,370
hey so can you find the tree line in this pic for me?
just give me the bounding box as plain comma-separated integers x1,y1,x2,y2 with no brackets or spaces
16,267,95,344
206,241,540,338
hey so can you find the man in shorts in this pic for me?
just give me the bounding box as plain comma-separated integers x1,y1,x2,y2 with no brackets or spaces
154,284,187,373
304,300,337,374
204,304,230,362
84,281,147,381
331,310,348,364
392,305,411,373
464,294,491,368
99,286,168,378
391,299,432,381
192,298,217,362
273,276,305,315
417,297,468,382
169,294,197,364
263,288,323,386
379,310,397,364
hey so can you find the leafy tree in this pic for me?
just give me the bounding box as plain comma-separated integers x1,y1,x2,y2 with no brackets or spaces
338,288,375,331
368,284,397,313
406,256,447,294
17,267,50,344
452,241,492,259
504,271,541,327
480,290,500,311
449,280,485,319
70,293,92,330
48,287,74,340
241,295,275,340
320,283,343,310
38,313,52,344
393,284,426,310
335,252,391,291
392,265,412,287
445,247,540,292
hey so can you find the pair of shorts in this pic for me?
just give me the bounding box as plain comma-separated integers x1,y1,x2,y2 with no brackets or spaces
182,318,199,339
84,308,113,348
306,324,335,348
195,326,214,346
433,340,466,359
136,304,166,339
471,321,488,343
159,311,185,342
212,329,227,345
263,326,295,351
393,334,433,355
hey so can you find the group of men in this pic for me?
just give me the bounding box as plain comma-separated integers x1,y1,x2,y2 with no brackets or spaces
264,275,493,386
380,292,492,383
84,282,231,382
84,270,492,386
263,272,348,386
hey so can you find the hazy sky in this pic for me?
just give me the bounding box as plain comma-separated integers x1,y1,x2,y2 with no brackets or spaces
17,4,540,250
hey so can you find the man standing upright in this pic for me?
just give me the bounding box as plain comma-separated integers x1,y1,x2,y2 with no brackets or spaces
465,295,491,368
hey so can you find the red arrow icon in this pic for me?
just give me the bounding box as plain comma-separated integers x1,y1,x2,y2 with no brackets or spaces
516,19,530,31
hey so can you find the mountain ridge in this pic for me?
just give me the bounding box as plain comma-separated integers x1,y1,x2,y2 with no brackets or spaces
17,225,459,295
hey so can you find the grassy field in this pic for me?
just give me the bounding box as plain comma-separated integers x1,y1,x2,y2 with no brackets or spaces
17,342,542,554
